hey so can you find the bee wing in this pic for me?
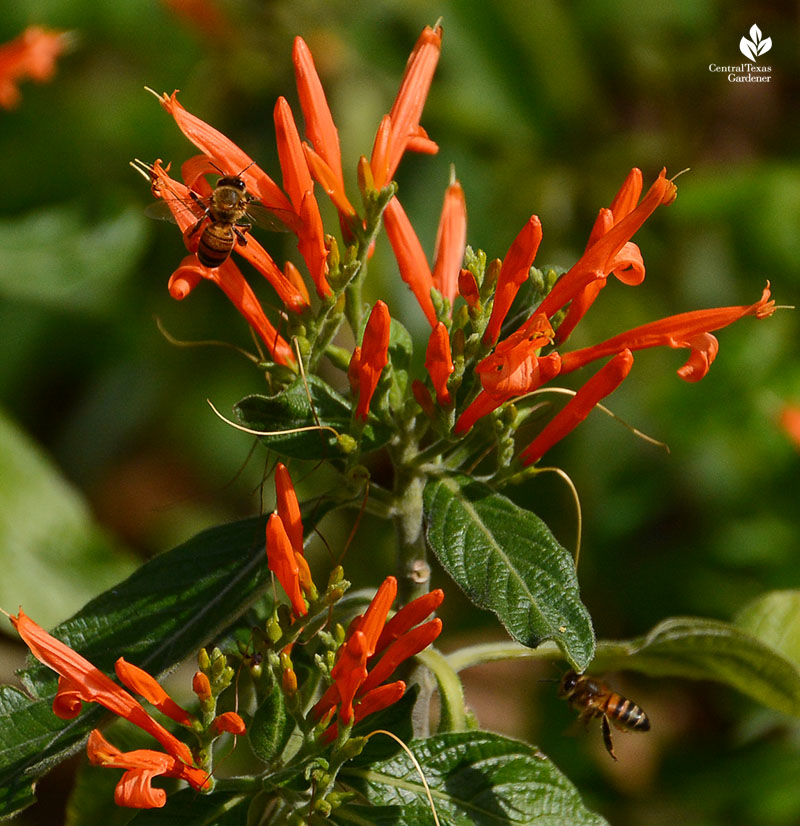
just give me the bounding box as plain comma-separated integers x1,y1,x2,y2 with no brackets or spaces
244,202,294,233
144,193,208,225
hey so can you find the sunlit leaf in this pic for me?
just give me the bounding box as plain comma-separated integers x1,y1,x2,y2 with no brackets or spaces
423,475,594,671
337,731,608,825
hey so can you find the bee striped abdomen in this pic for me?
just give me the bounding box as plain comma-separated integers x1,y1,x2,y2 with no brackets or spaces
604,693,650,731
198,222,236,268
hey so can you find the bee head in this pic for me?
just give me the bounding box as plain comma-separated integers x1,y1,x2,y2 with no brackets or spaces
559,670,579,695
217,175,247,191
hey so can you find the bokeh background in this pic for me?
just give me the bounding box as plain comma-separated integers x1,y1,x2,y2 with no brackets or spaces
1,1,798,824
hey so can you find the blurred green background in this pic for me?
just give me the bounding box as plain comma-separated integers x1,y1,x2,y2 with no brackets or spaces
0,0,798,824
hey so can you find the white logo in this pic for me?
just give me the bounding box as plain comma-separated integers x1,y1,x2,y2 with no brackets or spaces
739,24,772,62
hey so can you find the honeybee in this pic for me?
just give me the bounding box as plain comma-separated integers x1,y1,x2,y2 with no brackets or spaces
143,164,291,269
559,670,650,760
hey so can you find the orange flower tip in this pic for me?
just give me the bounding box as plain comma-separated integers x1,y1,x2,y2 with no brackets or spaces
192,671,212,701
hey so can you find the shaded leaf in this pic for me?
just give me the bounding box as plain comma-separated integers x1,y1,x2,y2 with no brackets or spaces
593,616,800,717
735,590,800,667
235,375,392,460
249,673,295,765
423,475,594,671
0,516,269,819
337,731,608,825
0,408,136,629
128,789,249,824
0,206,146,314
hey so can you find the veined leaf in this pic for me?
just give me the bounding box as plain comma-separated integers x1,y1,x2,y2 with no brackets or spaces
0,516,269,819
423,475,594,671
734,590,800,668
337,731,608,825
235,375,392,460
593,615,800,717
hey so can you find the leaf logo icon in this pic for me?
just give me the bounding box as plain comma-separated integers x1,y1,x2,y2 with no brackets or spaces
739,24,772,62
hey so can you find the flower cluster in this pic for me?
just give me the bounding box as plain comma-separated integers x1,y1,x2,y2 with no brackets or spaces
312,575,443,741
0,26,67,109
265,464,443,738
10,610,244,808
141,25,777,467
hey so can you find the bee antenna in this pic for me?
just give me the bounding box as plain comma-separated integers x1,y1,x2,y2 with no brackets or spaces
235,160,256,177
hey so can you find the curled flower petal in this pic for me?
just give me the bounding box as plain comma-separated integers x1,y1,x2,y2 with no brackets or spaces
520,349,634,465
52,676,83,719
559,283,774,379
11,611,193,765
383,198,437,326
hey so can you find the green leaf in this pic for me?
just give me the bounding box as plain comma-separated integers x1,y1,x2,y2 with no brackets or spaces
423,475,594,671
735,590,800,667
128,789,249,824
593,616,800,717
0,515,270,819
337,731,608,825
0,408,137,629
0,206,146,314
234,375,392,460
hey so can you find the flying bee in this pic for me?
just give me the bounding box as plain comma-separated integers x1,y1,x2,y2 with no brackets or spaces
559,670,650,760
141,162,292,269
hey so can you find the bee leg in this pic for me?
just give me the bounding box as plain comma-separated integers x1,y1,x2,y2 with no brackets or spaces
233,224,250,246
601,715,617,761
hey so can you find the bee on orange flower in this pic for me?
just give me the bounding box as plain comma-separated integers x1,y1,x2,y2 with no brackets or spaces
146,165,291,268
559,670,650,760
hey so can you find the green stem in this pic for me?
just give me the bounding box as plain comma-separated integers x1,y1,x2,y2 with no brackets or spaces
445,640,562,672
392,462,429,605
416,647,467,732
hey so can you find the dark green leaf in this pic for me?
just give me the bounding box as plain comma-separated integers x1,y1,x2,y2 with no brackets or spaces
337,731,608,825
423,475,594,671
0,516,269,819
593,616,800,717
235,375,392,460
128,789,249,825
0,409,136,629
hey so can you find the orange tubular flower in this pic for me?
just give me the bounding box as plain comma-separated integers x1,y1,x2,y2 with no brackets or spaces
352,300,392,420
293,37,356,220
383,198,437,326
274,96,331,297
156,91,294,215
520,349,635,466
535,168,676,323
168,255,296,366
483,216,543,345
212,711,247,735
426,323,454,406
115,658,192,726
87,729,210,809
0,26,67,109
371,24,443,189
559,283,775,380
454,314,559,434
312,577,442,738
10,610,204,790
432,180,468,306
266,513,307,618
